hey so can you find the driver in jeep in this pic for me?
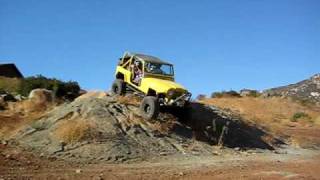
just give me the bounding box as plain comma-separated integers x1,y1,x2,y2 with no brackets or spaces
145,63,164,74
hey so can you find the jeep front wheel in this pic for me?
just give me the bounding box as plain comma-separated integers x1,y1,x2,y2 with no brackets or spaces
111,79,126,95
140,96,160,120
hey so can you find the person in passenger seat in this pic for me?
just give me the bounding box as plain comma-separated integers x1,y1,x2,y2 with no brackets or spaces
132,61,143,85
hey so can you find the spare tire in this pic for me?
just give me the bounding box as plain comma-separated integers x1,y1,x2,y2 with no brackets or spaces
111,79,126,95
140,96,160,120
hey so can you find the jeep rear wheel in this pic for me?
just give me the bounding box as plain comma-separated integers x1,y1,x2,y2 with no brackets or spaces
111,79,126,95
140,96,160,120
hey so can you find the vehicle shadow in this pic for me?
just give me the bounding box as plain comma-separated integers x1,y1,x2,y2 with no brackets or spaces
162,102,284,150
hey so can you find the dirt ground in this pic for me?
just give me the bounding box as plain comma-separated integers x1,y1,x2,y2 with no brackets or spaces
1,144,320,180
1,95,320,179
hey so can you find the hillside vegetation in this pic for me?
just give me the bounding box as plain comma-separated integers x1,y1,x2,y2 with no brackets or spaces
0,77,21,94
0,75,80,100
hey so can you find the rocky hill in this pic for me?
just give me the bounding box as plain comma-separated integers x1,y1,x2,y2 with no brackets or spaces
1,91,282,163
263,74,320,104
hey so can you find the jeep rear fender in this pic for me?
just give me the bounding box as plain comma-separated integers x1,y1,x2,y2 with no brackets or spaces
116,66,131,82
116,72,124,80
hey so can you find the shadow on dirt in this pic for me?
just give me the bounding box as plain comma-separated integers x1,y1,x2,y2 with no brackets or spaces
163,102,284,150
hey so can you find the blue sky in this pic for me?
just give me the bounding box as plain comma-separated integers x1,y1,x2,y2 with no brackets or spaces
0,0,319,96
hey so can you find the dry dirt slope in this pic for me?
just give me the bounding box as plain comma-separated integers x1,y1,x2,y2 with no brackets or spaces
1,92,320,179
201,96,320,148
1,92,284,163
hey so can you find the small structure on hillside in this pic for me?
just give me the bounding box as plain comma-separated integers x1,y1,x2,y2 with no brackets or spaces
0,63,24,78
240,89,259,97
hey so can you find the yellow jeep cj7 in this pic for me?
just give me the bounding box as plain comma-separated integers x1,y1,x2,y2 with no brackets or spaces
111,52,192,120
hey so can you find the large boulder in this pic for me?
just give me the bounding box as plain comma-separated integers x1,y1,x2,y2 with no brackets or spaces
14,94,26,101
3,89,54,113
29,88,54,104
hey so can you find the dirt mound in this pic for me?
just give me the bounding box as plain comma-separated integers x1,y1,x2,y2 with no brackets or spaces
10,93,282,163
171,103,283,149
12,95,208,163
201,97,320,148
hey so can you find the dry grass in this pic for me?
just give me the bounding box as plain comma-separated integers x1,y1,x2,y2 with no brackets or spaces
53,119,97,143
201,97,320,147
7,98,54,113
201,97,320,127
151,118,176,135
117,95,140,106
126,111,176,135
315,116,320,125
0,77,21,94
0,96,55,139
0,110,47,139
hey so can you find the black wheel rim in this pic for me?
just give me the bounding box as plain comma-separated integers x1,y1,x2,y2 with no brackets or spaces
113,86,118,93
144,104,151,114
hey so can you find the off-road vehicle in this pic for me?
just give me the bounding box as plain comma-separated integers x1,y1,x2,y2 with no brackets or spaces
111,52,191,120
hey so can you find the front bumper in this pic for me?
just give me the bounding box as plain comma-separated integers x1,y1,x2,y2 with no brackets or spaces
167,92,192,107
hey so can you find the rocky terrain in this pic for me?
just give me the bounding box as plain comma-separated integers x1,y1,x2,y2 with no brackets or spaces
263,74,320,105
1,73,320,179
0,91,283,164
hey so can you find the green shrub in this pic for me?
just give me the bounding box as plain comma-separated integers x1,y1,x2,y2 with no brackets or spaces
226,90,241,97
247,91,261,97
18,75,80,100
211,92,223,98
252,92,260,97
211,90,241,98
291,112,311,122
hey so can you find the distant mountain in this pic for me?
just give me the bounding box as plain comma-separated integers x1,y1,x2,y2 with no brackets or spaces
263,74,320,104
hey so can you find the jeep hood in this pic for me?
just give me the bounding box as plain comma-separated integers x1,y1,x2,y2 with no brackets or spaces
142,78,187,93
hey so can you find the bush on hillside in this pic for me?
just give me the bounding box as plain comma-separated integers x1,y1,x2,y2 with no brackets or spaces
246,91,261,97
18,75,81,100
291,112,311,122
211,90,241,98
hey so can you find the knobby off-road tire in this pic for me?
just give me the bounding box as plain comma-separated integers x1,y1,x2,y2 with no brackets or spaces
181,102,193,121
111,79,126,95
140,96,160,120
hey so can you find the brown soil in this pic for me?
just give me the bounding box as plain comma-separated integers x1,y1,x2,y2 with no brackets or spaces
0,111,46,138
1,94,320,179
1,144,319,180
201,97,320,148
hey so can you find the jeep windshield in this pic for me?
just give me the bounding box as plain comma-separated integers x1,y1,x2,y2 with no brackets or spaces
145,62,174,76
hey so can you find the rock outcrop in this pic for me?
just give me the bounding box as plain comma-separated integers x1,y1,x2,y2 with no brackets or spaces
28,88,54,103
263,74,320,104
11,92,282,163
